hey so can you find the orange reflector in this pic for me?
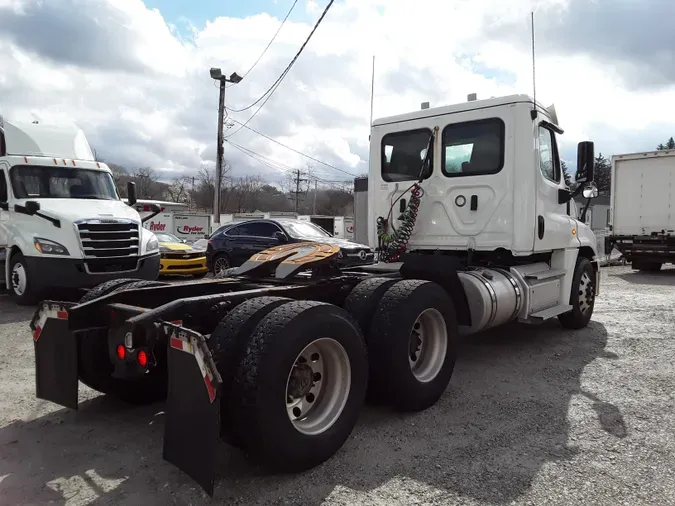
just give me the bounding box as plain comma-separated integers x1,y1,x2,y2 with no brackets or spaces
137,350,148,367
116,344,126,360
572,229,577,235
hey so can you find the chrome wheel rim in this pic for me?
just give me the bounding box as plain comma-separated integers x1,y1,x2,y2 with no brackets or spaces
286,338,351,436
213,257,229,277
408,308,448,383
11,263,27,296
579,271,594,314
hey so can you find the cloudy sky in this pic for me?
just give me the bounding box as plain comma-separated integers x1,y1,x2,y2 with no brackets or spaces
1,0,674,185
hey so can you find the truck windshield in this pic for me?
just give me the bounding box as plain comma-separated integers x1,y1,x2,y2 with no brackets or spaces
10,165,119,200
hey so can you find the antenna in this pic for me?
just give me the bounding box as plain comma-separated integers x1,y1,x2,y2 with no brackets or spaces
369,55,375,127
530,11,537,119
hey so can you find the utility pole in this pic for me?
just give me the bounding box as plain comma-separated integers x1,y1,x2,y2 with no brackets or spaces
292,169,307,213
209,67,242,229
214,77,225,223
313,178,318,214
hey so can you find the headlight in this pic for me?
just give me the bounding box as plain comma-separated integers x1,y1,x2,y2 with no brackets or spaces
34,237,69,255
146,236,159,252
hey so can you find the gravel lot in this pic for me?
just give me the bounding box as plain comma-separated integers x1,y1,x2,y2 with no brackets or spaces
0,265,674,506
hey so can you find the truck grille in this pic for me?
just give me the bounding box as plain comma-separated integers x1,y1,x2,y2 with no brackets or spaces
76,219,140,259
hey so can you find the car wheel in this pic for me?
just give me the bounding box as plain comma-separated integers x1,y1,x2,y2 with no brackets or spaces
212,254,231,278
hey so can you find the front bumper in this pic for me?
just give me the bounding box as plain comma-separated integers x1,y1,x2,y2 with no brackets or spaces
24,253,160,290
160,255,208,275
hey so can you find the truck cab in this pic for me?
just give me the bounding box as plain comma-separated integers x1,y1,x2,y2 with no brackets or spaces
369,94,599,329
0,118,160,304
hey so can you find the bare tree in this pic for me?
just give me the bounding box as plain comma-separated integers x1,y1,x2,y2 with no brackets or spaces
132,167,159,198
165,176,192,203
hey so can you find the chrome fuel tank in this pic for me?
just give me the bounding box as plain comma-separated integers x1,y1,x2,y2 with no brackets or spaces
457,268,523,336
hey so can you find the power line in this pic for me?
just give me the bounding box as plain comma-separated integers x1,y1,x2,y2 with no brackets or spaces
227,0,299,89
224,138,351,192
226,117,358,178
226,0,334,114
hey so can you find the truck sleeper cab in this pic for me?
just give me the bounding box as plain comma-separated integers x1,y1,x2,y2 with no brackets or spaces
0,119,160,304
28,94,600,497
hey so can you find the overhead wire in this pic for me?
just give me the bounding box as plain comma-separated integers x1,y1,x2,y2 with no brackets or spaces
225,117,358,178
226,0,299,88
224,0,335,138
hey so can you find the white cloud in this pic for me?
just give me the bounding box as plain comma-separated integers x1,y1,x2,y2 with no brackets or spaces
0,0,674,184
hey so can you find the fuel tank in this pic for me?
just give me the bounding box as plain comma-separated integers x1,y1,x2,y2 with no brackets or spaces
457,268,523,335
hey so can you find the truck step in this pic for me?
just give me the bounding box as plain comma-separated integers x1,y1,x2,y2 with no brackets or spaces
529,304,573,320
524,269,566,281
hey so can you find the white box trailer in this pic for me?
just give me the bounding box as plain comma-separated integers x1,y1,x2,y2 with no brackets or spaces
143,212,211,243
608,150,675,271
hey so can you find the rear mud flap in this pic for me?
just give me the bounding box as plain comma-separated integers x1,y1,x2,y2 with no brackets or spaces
162,324,223,496
30,302,79,410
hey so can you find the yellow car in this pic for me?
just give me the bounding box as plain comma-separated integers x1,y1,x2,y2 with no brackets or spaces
155,233,209,278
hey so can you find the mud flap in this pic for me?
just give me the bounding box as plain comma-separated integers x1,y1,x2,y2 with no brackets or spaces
162,324,223,496
30,301,78,410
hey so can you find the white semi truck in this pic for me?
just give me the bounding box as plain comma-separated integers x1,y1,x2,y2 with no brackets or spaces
29,93,599,496
606,149,675,271
0,118,161,304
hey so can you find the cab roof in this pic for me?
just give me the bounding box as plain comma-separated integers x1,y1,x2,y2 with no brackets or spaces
372,94,556,127
0,119,95,161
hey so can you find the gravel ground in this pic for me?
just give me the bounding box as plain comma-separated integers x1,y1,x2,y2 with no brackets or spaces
0,266,674,506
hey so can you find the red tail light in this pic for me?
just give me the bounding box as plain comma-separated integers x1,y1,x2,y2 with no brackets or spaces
116,345,126,360
137,350,148,367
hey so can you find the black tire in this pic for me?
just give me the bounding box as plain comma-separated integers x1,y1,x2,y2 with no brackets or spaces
368,279,458,412
212,253,232,277
632,260,662,272
109,280,167,294
79,278,140,304
8,252,39,305
558,256,596,330
232,301,368,472
208,296,293,446
76,279,169,404
343,277,398,340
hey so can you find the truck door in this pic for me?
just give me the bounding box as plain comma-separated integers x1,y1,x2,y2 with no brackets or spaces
534,124,575,251
0,165,8,249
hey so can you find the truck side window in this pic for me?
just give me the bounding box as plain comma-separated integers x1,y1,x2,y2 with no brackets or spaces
441,118,505,177
381,128,434,183
539,127,561,183
0,170,7,202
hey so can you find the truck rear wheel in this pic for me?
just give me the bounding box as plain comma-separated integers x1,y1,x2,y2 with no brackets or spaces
367,279,458,412
208,296,293,446
232,301,368,472
76,280,168,404
558,257,596,330
343,277,398,340
79,278,142,303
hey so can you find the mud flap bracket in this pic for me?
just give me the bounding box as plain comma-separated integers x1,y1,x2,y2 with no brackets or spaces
31,301,78,410
162,323,223,496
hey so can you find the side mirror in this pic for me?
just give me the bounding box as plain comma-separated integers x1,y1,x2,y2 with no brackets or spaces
576,141,595,183
274,231,287,242
582,184,599,199
25,200,40,215
127,181,137,206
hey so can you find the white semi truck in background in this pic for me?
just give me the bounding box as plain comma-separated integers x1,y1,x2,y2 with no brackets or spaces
0,118,161,304
607,150,675,271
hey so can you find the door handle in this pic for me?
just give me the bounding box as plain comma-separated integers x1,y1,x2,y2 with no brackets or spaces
538,215,545,239
470,195,478,211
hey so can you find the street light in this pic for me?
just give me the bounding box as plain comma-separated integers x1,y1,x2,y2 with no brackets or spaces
210,67,242,229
